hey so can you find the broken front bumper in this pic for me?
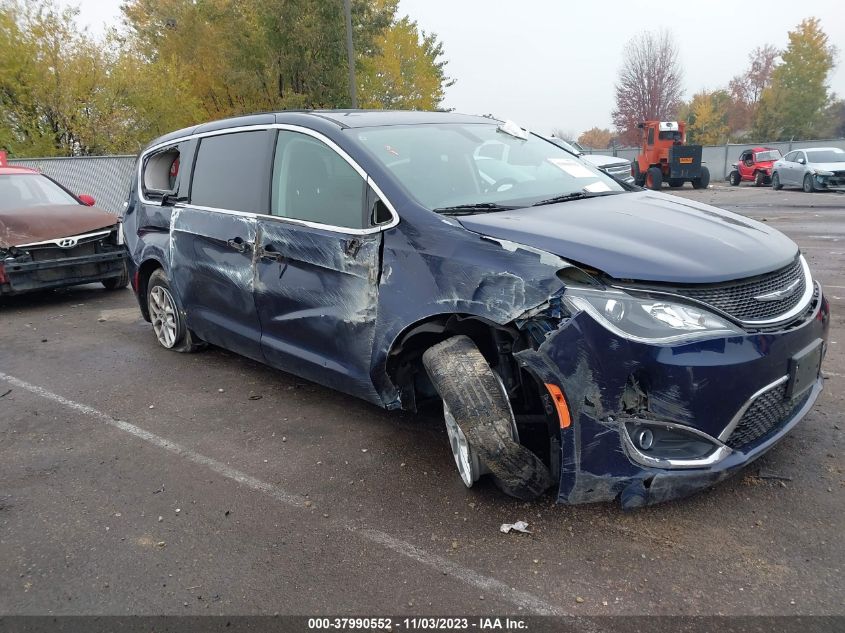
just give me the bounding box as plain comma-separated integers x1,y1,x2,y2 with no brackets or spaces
516,286,830,508
0,249,127,295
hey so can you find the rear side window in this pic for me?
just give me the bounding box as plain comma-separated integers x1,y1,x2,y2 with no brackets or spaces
143,147,181,198
271,131,367,229
647,128,654,145
191,131,274,213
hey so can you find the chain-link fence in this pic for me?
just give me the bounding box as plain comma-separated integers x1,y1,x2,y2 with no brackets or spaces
8,155,137,216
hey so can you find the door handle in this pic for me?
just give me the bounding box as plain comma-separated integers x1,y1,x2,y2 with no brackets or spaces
226,237,252,253
259,245,285,263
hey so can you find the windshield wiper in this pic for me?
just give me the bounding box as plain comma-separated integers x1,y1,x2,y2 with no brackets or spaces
531,190,623,207
432,202,517,215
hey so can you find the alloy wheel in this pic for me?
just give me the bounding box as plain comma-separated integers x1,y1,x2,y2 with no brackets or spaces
149,285,179,348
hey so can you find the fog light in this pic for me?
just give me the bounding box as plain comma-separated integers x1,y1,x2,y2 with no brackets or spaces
636,428,654,450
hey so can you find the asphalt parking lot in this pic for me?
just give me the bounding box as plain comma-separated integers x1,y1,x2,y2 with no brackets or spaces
1,183,843,617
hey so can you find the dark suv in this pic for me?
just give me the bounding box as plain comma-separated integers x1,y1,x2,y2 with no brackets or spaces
123,111,829,508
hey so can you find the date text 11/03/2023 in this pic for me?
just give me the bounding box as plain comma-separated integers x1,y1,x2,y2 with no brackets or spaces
307,617,528,630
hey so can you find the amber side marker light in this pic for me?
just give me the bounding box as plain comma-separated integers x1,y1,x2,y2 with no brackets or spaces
545,383,571,428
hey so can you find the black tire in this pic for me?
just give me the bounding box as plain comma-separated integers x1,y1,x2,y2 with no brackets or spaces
772,172,783,190
668,178,685,188
754,171,765,187
632,161,644,187
146,269,203,353
422,335,552,500
102,261,129,290
646,166,663,190
692,166,710,190
729,171,741,186
803,173,815,193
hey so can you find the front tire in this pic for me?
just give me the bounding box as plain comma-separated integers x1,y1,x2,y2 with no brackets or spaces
422,335,552,500
772,172,783,190
803,173,816,193
146,269,203,353
646,167,663,190
692,166,710,189
754,171,766,186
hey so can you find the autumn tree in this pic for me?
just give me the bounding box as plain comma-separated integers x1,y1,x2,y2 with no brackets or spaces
753,17,837,140
728,44,778,134
358,14,453,109
682,90,731,145
612,30,684,145
577,127,613,149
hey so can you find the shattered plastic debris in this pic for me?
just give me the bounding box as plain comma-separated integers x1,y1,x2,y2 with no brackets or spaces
499,520,531,534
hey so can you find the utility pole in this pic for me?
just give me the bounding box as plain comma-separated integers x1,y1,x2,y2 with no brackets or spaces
343,0,357,108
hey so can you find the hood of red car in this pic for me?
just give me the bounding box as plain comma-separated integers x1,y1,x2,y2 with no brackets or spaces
0,204,117,249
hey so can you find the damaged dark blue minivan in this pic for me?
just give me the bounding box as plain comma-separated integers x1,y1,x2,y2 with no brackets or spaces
123,111,829,508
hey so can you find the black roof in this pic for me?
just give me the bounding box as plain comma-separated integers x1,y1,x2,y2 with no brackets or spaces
144,110,498,150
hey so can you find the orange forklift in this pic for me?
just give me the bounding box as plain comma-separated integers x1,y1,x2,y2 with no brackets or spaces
632,121,710,190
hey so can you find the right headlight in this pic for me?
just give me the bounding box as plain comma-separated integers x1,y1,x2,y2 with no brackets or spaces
563,286,744,344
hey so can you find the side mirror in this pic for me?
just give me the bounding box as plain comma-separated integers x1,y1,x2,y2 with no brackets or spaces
78,194,96,206
797,158,806,165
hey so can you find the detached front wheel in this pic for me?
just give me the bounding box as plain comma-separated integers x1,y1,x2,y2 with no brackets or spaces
422,335,553,500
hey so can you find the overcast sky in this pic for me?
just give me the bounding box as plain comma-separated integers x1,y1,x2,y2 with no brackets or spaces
67,0,845,137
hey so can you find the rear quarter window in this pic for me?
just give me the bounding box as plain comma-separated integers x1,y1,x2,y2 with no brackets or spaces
190,131,275,213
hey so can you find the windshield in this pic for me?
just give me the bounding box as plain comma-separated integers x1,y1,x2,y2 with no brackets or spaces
806,150,845,163
352,123,625,212
755,150,782,162
0,174,78,211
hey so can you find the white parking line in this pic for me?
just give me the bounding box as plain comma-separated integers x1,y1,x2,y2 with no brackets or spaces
0,372,564,616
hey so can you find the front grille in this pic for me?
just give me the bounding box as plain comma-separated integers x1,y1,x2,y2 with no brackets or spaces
674,257,807,323
726,382,811,449
30,242,97,262
604,163,633,179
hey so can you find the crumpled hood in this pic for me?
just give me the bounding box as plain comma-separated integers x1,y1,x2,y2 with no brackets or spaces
458,191,799,283
0,204,117,249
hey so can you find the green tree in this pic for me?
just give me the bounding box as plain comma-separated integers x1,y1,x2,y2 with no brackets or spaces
358,14,453,109
679,90,731,145
752,17,837,140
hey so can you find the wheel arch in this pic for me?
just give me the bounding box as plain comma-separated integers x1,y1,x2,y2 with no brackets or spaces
384,313,522,412
136,257,166,322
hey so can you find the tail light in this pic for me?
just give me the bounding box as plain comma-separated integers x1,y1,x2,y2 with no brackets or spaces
0,262,8,284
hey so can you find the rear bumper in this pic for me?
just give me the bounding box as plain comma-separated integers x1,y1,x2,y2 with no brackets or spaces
515,286,830,507
0,250,127,295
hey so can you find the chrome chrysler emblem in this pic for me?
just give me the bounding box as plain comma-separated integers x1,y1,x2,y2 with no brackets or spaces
57,237,78,248
753,278,801,302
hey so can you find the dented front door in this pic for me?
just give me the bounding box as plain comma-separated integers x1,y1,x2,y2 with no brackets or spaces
253,218,382,400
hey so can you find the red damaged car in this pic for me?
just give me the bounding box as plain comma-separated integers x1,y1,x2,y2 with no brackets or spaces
0,166,128,296
728,147,783,186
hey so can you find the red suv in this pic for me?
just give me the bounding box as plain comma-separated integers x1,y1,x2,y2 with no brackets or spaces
728,147,783,186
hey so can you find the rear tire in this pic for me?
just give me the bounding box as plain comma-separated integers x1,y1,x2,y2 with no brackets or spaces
728,171,740,186
102,261,129,290
803,173,816,193
146,269,204,353
772,172,783,190
692,166,710,189
422,335,552,500
646,167,663,190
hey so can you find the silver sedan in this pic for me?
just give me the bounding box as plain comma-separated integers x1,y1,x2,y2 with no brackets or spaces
772,147,845,192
